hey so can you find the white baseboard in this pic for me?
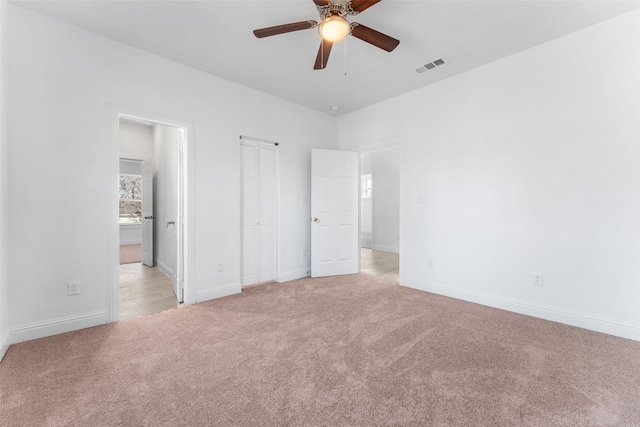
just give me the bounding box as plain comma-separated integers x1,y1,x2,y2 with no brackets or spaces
155,258,176,282
373,244,399,254
196,282,241,303
0,327,9,362
119,239,141,246
403,277,640,342
277,269,310,283
10,310,107,344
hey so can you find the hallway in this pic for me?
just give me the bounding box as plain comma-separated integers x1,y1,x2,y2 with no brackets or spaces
120,263,177,320
361,248,399,282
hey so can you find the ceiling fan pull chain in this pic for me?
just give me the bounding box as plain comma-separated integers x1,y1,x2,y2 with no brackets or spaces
344,36,348,76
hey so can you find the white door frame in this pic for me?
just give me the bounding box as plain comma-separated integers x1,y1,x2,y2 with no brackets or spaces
107,104,196,322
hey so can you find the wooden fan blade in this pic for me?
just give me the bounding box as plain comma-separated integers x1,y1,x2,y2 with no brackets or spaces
313,39,333,70
253,21,317,38
313,0,331,6
350,23,399,52
349,0,382,13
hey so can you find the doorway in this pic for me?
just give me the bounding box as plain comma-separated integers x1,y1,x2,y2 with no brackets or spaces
360,173,373,249
359,145,400,281
117,118,184,319
108,105,193,322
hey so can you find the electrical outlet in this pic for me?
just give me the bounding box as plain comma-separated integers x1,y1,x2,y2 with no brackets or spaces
533,273,543,287
302,249,307,257
68,281,80,296
217,262,224,272
418,194,427,204
428,259,434,269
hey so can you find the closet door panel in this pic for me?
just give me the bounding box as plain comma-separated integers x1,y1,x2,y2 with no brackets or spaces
241,140,277,286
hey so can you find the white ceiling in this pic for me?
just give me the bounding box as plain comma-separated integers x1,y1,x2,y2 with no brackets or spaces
13,0,640,116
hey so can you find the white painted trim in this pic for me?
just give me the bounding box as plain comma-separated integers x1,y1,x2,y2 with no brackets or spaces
277,269,310,283
370,170,375,252
373,244,399,254
276,141,282,292
196,283,241,303
155,258,176,282
403,277,640,342
119,153,149,162
357,142,401,154
107,104,120,323
10,310,107,344
119,239,142,246
0,328,9,362
119,224,142,245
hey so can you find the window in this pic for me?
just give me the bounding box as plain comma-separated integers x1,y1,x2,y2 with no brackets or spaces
361,174,372,199
119,175,142,223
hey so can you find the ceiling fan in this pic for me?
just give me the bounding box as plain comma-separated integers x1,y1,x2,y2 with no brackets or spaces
253,0,400,70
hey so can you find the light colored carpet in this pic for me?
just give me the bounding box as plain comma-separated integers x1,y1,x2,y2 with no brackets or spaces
1,273,640,426
119,243,141,264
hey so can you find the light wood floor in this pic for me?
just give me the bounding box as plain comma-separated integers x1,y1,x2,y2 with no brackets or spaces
120,263,178,320
361,248,399,281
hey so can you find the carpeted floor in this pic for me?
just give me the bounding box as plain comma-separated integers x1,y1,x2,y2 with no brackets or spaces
1,273,640,426
119,243,142,264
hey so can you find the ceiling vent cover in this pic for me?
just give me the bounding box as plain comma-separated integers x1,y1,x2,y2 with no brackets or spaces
416,57,446,73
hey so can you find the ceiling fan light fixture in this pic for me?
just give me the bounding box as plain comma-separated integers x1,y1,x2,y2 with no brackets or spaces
319,16,350,42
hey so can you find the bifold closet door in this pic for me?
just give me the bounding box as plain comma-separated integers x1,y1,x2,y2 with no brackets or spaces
241,140,276,286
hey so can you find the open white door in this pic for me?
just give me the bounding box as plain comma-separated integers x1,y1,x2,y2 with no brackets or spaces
141,159,154,267
311,149,359,278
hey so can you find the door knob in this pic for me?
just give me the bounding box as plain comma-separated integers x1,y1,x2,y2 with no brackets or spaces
313,217,319,222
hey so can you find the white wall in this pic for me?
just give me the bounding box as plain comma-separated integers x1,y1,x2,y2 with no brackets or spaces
119,159,142,175
360,173,373,248
153,124,179,280
119,121,153,160
0,0,10,361
361,148,400,253
7,4,336,343
119,224,142,246
338,10,640,341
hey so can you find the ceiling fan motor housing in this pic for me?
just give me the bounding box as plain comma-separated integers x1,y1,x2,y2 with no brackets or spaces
317,0,357,20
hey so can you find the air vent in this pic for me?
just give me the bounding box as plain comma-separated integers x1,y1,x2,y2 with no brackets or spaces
415,57,447,73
